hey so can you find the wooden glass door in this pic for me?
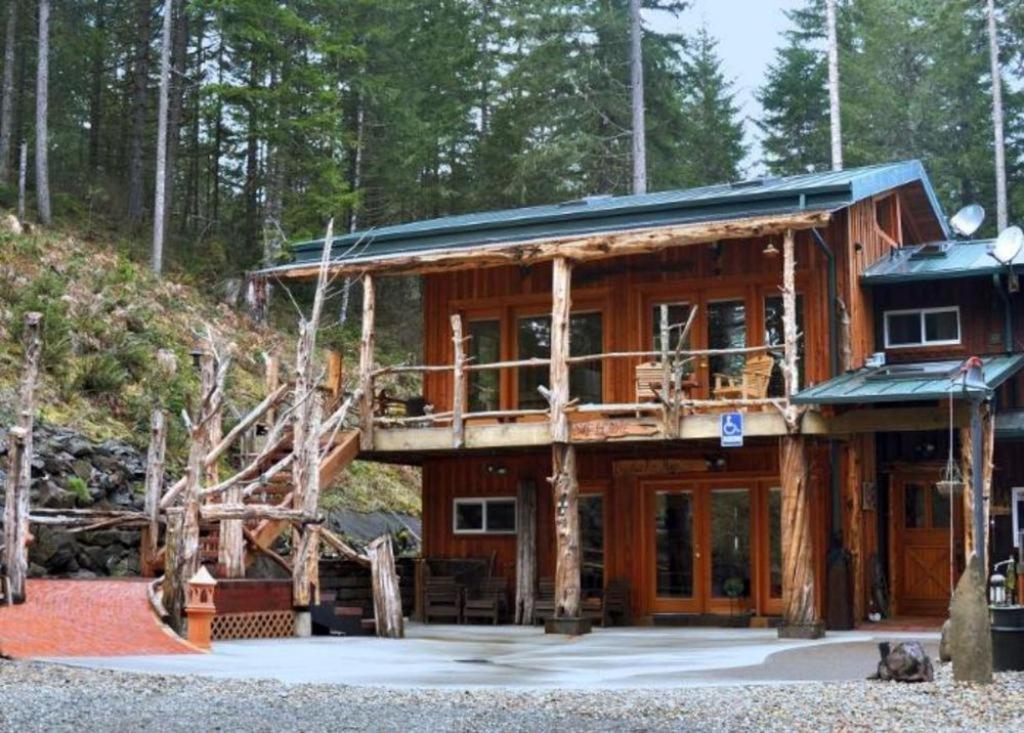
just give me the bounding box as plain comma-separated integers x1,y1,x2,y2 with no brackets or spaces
651,488,701,613
890,472,963,616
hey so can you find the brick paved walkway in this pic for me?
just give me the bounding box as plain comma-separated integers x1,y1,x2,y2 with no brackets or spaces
0,579,197,658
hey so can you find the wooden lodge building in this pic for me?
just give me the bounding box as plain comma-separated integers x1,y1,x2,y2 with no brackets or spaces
268,160,1024,633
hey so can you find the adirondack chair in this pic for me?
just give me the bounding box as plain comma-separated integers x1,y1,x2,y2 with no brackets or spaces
712,353,775,401
532,577,556,625
463,577,508,625
424,577,463,624
634,362,697,403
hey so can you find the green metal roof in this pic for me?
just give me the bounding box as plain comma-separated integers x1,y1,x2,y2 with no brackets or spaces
791,354,1024,405
861,239,1024,284
996,409,1024,439
269,160,947,271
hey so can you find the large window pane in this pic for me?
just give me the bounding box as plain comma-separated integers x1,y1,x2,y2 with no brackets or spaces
932,485,950,528
765,295,804,397
468,320,500,412
655,492,694,598
454,502,484,532
517,316,551,409
924,310,959,343
486,499,516,533
708,300,746,379
570,313,603,404
769,488,782,598
886,312,922,346
580,495,604,597
710,489,751,599
517,312,603,408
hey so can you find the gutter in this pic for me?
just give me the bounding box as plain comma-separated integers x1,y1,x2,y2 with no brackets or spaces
992,273,1014,353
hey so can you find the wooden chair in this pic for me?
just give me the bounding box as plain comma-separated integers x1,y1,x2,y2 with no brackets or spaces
712,353,775,402
463,577,508,625
424,577,463,624
532,577,556,625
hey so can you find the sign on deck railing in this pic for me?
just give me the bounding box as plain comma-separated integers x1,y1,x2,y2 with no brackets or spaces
720,412,744,448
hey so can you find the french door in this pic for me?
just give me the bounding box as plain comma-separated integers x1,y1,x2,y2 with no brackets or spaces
647,481,757,614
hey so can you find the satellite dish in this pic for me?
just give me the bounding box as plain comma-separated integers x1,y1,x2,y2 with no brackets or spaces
988,225,1024,265
950,204,985,237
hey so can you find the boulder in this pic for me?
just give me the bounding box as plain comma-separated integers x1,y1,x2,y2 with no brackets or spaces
870,641,934,683
950,554,993,684
939,618,952,662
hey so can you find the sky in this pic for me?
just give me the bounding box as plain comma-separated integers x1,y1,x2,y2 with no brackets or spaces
648,0,807,175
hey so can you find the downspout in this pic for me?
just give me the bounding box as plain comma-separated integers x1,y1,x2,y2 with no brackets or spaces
992,273,1013,353
811,228,843,544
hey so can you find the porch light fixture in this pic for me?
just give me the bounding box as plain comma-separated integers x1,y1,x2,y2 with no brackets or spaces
189,343,205,371
762,240,779,257
486,464,508,476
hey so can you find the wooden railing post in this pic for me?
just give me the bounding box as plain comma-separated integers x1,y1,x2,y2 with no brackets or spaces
3,312,42,604
264,353,280,426
141,409,166,577
359,273,376,451
659,304,672,436
549,257,572,443
451,314,466,449
326,349,343,403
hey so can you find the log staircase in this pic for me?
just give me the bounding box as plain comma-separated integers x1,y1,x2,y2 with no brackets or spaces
196,425,361,570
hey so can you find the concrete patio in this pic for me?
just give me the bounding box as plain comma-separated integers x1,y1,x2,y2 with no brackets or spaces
52,623,941,688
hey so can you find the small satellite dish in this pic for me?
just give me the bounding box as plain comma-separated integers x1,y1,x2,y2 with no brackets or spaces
950,204,985,237
988,225,1024,265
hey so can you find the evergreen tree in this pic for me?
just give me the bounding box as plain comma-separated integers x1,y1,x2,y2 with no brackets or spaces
671,26,746,186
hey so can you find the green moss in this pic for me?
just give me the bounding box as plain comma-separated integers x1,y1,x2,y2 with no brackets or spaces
66,476,92,505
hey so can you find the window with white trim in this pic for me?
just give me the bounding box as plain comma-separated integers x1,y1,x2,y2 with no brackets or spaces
453,498,517,534
883,307,960,348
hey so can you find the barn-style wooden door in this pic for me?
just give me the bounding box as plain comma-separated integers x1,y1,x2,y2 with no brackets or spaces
890,471,963,616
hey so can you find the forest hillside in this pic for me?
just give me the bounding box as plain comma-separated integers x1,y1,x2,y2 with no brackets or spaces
0,216,420,515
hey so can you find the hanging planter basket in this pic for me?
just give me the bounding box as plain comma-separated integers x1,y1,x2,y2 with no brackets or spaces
937,462,964,497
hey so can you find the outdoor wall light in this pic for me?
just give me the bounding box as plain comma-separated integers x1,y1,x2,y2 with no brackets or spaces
762,240,780,257
706,456,726,471
189,345,205,371
486,464,508,476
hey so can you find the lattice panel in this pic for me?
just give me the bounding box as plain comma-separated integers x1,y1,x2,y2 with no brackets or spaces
212,611,295,640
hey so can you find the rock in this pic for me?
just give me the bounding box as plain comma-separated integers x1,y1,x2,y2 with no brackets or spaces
950,554,993,684
870,641,934,682
939,618,952,662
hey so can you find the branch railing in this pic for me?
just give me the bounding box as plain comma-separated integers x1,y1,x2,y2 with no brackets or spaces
364,308,799,444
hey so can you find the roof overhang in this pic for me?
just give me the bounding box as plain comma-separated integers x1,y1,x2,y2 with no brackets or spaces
260,209,832,281
792,354,1024,406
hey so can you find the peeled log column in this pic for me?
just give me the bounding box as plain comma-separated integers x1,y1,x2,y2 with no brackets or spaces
162,508,185,632
552,444,581,619
514,479,538,625
141,410,166,577
779,434,820,633
368,535,404,638
358,274,376,450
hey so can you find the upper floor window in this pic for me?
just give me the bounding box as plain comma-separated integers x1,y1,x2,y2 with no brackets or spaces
517,312,603,408
765,295,804,396
468,319,500,412
708,300,747,379
884,307,960,349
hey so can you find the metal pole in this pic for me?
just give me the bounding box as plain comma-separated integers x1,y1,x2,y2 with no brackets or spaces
970,396,986,572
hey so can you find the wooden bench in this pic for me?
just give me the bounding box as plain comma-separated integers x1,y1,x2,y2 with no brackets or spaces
532,577,556,625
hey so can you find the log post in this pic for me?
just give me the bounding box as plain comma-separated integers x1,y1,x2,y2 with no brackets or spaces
778,229,821,638
141,409,166,577
514,478,538,624
264,353,280,426
659,303,672,436
2,312,41,603
162,507,185,630
549,257,572,443
961,401,994,566
548,444,588,634
368,534,404,638
291,391,323,619
359,273,376,451
179,352,213,607
451,314,466,449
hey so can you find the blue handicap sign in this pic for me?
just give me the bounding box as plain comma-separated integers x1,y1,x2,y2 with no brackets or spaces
720,411,743,447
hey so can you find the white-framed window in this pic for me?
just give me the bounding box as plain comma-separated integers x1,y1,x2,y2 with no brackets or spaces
453,497,517,534
883,307,961,348
1013,487,1024,548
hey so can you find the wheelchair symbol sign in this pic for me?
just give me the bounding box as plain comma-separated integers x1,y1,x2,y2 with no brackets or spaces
720,412,743,447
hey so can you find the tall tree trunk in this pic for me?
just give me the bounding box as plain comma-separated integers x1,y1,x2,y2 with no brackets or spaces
987,0,1008,232
185,11,203,234
825,0,843,171
628,0,646,194
243,56,259,257
160,0,186,247
88,1,105,174
128,0,152,227
35,0,50,224
0,0,18,181
209,34,224,225
150,0,172,274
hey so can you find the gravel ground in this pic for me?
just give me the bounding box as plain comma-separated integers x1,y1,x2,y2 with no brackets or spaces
1,659,1022,732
